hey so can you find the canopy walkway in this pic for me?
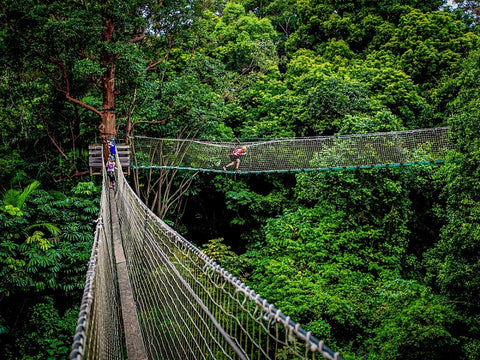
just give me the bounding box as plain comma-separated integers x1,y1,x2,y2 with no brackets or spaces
70,127,453,360
70,156,342,360
131,127,452,174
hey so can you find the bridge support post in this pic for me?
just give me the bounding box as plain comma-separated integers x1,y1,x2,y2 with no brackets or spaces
110,190,148,360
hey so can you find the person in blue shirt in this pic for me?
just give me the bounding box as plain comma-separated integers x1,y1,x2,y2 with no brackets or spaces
108,138,116,156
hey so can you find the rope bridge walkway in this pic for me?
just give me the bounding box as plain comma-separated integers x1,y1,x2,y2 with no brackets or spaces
70,156,343,359
130,127,452,174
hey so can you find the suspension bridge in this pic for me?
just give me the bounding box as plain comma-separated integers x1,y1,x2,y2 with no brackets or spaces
130,127,451,174
71,127,453,360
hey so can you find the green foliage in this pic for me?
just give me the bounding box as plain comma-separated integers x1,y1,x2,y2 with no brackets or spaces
240,0,299,54
246,168,458,358
2,1,480,358
0,181,99,359
3,180,41,210
371,279,458,360
210,174,294,246
213,3,278,73
286,0,442,57
235,72,299,138
383,9,479,86
14,297,78,360
337,111,403,135
301,77,371,134
348,56,429,127
422,49,480,359
201,237,249,280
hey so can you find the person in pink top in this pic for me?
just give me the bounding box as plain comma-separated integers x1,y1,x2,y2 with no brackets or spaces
223,146,247,172
107,155,116,189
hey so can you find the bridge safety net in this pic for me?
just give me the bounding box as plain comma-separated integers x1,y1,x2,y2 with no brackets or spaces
71,155,343,359
130,127,452,173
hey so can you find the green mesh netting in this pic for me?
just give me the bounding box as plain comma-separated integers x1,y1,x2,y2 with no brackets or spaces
131,127,453,173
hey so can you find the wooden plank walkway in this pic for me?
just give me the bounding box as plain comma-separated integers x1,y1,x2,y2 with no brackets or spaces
110,189,148,360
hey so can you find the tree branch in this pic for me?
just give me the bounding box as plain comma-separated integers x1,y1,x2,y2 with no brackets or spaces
146,34,176,71
129,27,146,44
5,14,103,117
78,49,98,62
54,59,103,116
26,97,68,159
124,86,138,140
47,168,90,183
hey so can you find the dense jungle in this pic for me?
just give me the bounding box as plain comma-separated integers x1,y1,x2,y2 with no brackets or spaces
1,1,480,359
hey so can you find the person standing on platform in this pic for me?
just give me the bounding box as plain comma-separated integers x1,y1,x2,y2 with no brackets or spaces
108,138,116,157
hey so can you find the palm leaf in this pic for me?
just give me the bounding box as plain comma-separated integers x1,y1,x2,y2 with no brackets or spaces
17,180,41,209
27,223,61,237
3,189,20,207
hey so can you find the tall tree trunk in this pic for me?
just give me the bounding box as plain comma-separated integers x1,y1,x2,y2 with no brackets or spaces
102,64,116,138
101,62,116,159
100,15,118,159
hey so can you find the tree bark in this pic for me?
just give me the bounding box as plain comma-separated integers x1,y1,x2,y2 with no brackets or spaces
99,15,119,159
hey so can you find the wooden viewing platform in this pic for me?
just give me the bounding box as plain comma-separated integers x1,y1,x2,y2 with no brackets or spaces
89,144,131,177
